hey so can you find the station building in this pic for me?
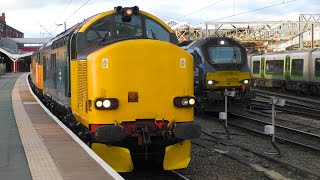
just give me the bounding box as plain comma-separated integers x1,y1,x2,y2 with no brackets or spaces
0,12,49,75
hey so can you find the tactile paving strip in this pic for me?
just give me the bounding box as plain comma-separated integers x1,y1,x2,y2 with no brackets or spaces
12,74,63,180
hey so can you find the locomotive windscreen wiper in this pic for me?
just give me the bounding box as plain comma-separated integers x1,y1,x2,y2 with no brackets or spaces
99,36,142,45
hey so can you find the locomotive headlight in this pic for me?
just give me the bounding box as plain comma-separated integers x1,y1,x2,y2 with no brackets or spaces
95,98,119,110
126,9,132,15
220,40,225,45
189,98,196,105
103,100,111,108
181,98,189,106
96,100,103,108
208,80,213,85
174,96,196,108
243,79,249,84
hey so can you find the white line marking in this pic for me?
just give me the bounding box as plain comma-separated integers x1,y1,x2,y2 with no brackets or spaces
25,74,124,180
23,102,38,105
171,170,190,180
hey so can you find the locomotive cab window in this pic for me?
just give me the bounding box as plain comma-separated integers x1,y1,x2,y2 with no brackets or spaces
77,12,175,54
207,47,242,64
145,19,170,42
315,58,320,76
191,50,202,65
115,15,142,37
86,16,112,45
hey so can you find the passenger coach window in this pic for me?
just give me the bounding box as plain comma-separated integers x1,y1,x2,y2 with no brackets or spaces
291,59,303,75
207,47,242,64
115,15,142,37
145,19,170,42
266,60,284,74
315,58,320,76
253,61,260,74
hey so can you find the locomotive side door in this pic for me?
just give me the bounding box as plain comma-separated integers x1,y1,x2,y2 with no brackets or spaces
285,55,290,80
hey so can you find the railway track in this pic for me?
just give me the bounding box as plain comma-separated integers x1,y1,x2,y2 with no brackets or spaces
193,128,320,179
228,113,320,152
196,114,320,179
253,88,320,109
120,166,189,180
250,98,320,119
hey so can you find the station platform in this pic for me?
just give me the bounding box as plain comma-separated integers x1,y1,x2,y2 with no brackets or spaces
0,73,123,180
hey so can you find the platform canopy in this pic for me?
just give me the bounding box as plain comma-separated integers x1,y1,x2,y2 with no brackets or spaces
0,47,33,61
10,38,51,44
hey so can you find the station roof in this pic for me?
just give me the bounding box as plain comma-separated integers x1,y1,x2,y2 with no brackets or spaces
10,38,51,44
0,47,33,61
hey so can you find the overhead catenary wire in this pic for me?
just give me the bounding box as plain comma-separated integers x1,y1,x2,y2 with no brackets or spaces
206,0,296,23
176,0,227,21
60,0,73,16
65,0,92,22
50,0,73,34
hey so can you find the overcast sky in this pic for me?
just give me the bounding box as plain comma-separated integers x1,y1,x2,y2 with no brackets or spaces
0,0,318,38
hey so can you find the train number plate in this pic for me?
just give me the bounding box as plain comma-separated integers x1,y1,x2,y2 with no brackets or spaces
226,78,238,82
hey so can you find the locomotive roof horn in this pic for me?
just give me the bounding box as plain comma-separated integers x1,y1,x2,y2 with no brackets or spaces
115,6,123,13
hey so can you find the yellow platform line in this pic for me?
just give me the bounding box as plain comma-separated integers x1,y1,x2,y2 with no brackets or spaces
12,74,63,180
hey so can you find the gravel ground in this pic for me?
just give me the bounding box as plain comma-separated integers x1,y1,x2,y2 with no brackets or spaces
177,142,270,180
178,114,320,180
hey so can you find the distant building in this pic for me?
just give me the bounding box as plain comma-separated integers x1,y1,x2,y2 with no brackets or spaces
0,12,24,38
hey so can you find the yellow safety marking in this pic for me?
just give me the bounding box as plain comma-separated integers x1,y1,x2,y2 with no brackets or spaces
12,74,63,180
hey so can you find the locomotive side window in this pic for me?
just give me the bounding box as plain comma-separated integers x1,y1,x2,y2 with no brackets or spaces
207,47,242,64
266,60,284,74
315,58,320,76
50,54,56,70
291,59,303,75
145,19,170,42
253,61,260,74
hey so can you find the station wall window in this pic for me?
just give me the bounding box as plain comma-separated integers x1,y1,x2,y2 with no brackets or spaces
291,59,303,75
50,54,56,70
252,61,260,74
266,60,284,74
315,58,320,76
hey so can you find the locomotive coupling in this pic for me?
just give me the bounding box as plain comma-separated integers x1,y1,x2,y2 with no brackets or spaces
174,123,201,140
94,125,125,143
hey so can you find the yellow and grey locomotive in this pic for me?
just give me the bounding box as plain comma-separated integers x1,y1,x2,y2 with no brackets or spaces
30,6,200,172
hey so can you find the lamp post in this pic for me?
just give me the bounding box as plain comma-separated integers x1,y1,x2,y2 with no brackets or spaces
56,22,66,31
